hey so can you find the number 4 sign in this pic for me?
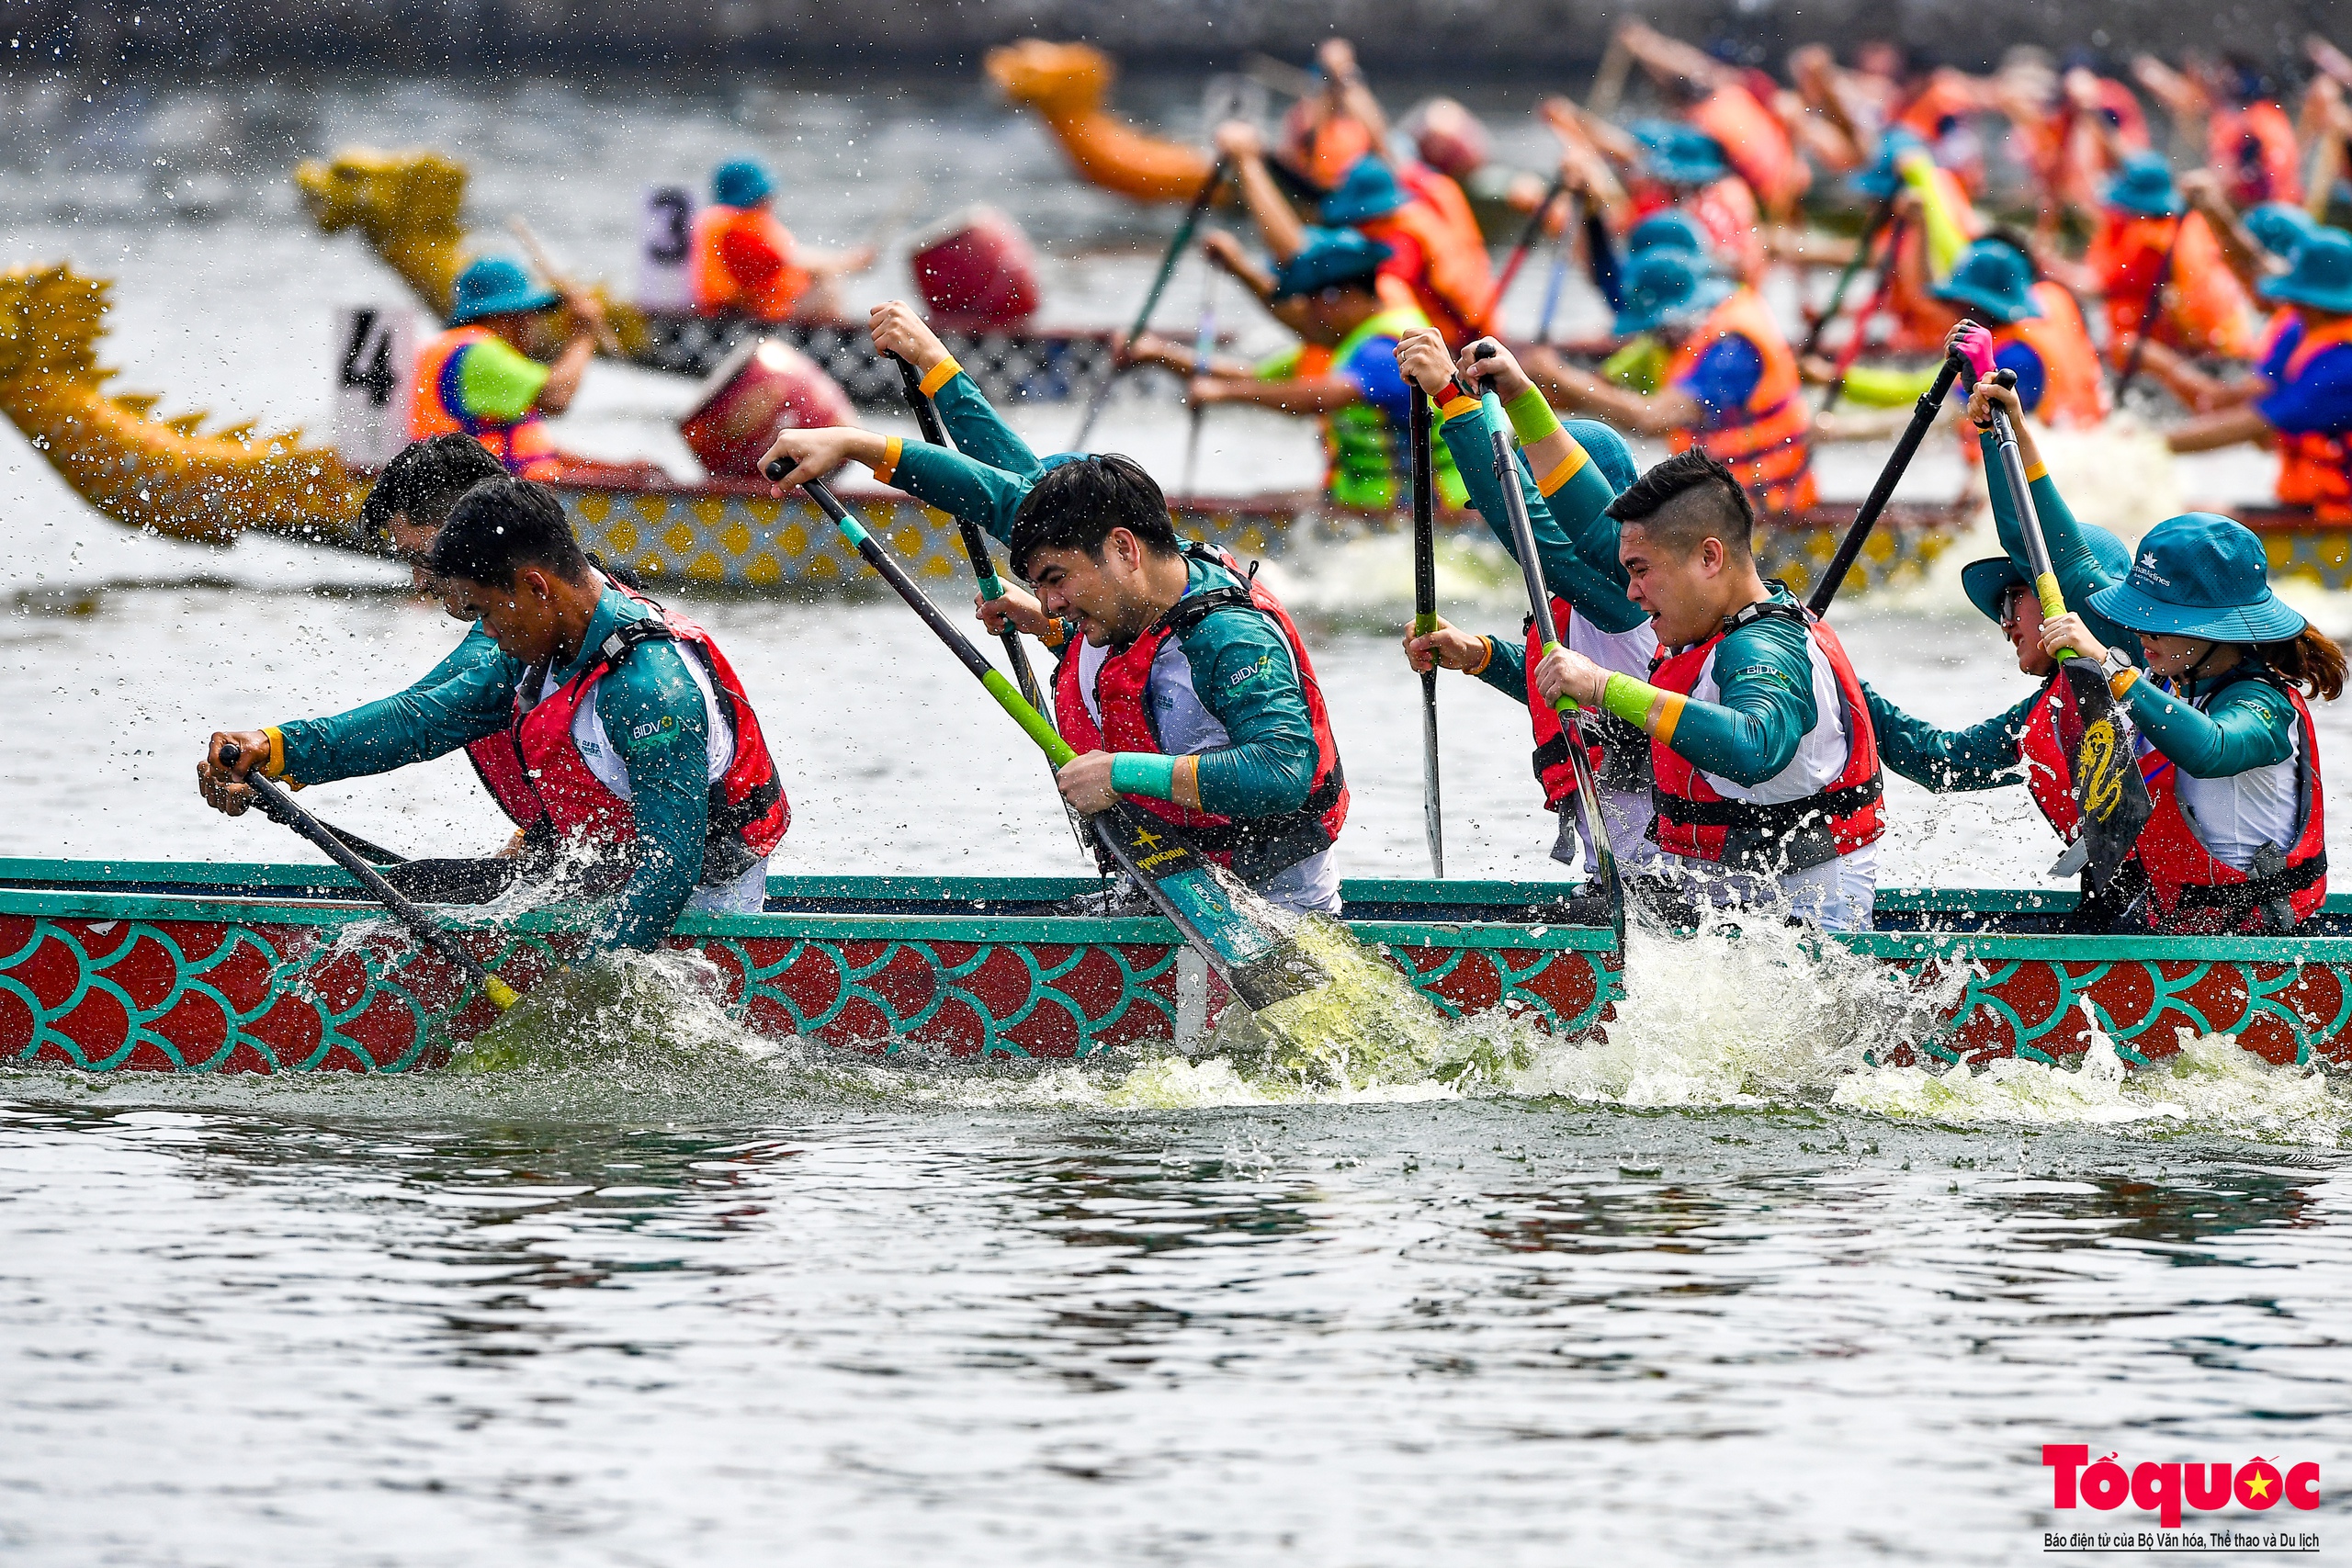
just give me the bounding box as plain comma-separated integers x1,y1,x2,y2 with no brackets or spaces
332,305,417,468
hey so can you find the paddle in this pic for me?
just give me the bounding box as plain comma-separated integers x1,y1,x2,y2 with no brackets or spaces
507,214,624,356
1070,156,1230,454
1965,366,2154,894
1493,168,1572,320
1408,386,1444,877
1820,215,1909,414
1805,346,1968,616
1180,266,1217,496
216,742,518,1011
2112,214,2183,401
791,475,1330,1012
1475,374,1624,937
1796,191,1898,362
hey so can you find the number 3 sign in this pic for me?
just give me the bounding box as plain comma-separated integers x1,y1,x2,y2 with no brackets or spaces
639,185,696,311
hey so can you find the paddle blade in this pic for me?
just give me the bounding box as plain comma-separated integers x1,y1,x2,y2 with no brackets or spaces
2054,661,2154,895
1096,802,1327,1011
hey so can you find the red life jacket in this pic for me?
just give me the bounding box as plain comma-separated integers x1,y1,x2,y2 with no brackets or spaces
1052,544,1348,882
469,602,789,886
466,560,650,832
2133,667,2328,933
2209,100,2302,210
1645,598,1883,870
1522,595,1652,809
2014,671,2171,843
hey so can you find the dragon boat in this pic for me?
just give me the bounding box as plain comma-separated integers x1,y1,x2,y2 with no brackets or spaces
0,860,2344,1076
293,147,1132,400
0,260,1975,596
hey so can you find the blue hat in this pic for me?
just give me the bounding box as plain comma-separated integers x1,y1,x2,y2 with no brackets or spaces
448,256,558,324
2245,202,2321,261
2258,227,2352,313
1270,226,1392,299
1633,121,1731,186
1934,238,2043,323
1566,418,1639,492
1317,155,1409,224
1852,129,1929,200
1626,209,1712,262
1961,525,2130,625
2086,513,2307,643
713,157,775,209
2103,152,2181,218
1612,247,1733,335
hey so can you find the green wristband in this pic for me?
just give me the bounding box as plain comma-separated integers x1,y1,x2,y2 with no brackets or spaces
1109,752,1179,802
1505,384,1562,446
1601,672,1659,729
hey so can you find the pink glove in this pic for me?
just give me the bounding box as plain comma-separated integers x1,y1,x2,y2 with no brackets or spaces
1951,322,1996,386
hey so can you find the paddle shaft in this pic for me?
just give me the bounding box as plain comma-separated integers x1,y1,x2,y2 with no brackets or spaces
1796,192,1897,362
2113,214,2183,400
218,744,516,1010
507,214,623,355
1070,156,1229,453
1409,386,1444,878
1805,349,1967,617
1972,367,2074,653
1493,169,1571,311
1181,266,1216,496
1481,389,1623,929
1820,214,1909,413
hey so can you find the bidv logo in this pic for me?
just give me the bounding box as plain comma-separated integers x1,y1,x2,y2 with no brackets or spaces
2044,1446,2319,1529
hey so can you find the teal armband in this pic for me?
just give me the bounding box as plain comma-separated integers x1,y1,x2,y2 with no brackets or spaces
1505,384,1562,446
1110,752,1179,801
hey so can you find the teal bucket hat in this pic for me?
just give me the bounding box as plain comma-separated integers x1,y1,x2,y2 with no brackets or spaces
1633,120,1730,186
2103,152,2182,218
1960,524,2130,625
2258,227,2352,313
2087,513,2307,643
1612,247,1732,335
448,256,558,325
2245,202,2321,261
1626,209,1712,261
1934,238,2043,323
1317,155,1408,224
713,157,775,208
1270,226,1392,299
1851,128,1928,200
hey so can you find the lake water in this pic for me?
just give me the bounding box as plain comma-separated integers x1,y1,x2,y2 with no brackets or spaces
0,70,2346,1565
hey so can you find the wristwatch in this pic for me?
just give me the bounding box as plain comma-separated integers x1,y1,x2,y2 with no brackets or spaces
2099,647,2135,683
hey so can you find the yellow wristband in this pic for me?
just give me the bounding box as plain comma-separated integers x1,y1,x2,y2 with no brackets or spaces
1504,384,1562,446
262,727,286,779
871,435,903,486
2024,459,2048,482
918,356,961,399
1536,446,1589,498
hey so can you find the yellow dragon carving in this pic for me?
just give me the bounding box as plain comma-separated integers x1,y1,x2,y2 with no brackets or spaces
985,40,1221,205
0,263,363,546
294,146,648,358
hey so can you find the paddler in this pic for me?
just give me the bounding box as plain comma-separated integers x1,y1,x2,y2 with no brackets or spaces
198,478,789,947
1859,128,1984,355
1526,247,1819,513
2164,227,2352,518
1390,330,1665,881
758,327,1350,918
1136,227,1467,510
1990,377,2341,931
1527,450,1887,931
2133,53,2302,211
1611,21,1813,220
690,157,876,322
2136,198,2321,412
411,257,605,480
1934,242,2109,428
2043,152,2259,367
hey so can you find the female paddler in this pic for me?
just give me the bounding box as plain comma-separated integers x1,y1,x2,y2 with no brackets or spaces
1973,377,2341,933
758,305,1350,917
1388,329,1662,880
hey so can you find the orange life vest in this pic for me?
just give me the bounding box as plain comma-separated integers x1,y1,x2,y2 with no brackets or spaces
2091,211,2256,362
2273,315,2352,522
1665,287,1817,513
1993,282,2110,429
408,326,561,481
1396,163,1487,259
1645,600,1883,870
1689,83,1810,216
690,203,812,321
1361,197,1498,343
2209,100,2302,210
2133,669,2328,933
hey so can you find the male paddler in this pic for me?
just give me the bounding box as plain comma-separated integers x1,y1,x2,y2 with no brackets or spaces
1528,450,1886,931
412,256,605,480
1127,227,1466,510
198,479,789,948
1527,247,1819,514
691,157,876,322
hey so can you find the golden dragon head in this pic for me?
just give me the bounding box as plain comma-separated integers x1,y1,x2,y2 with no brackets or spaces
984,39,1114,113
295,147,469,313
